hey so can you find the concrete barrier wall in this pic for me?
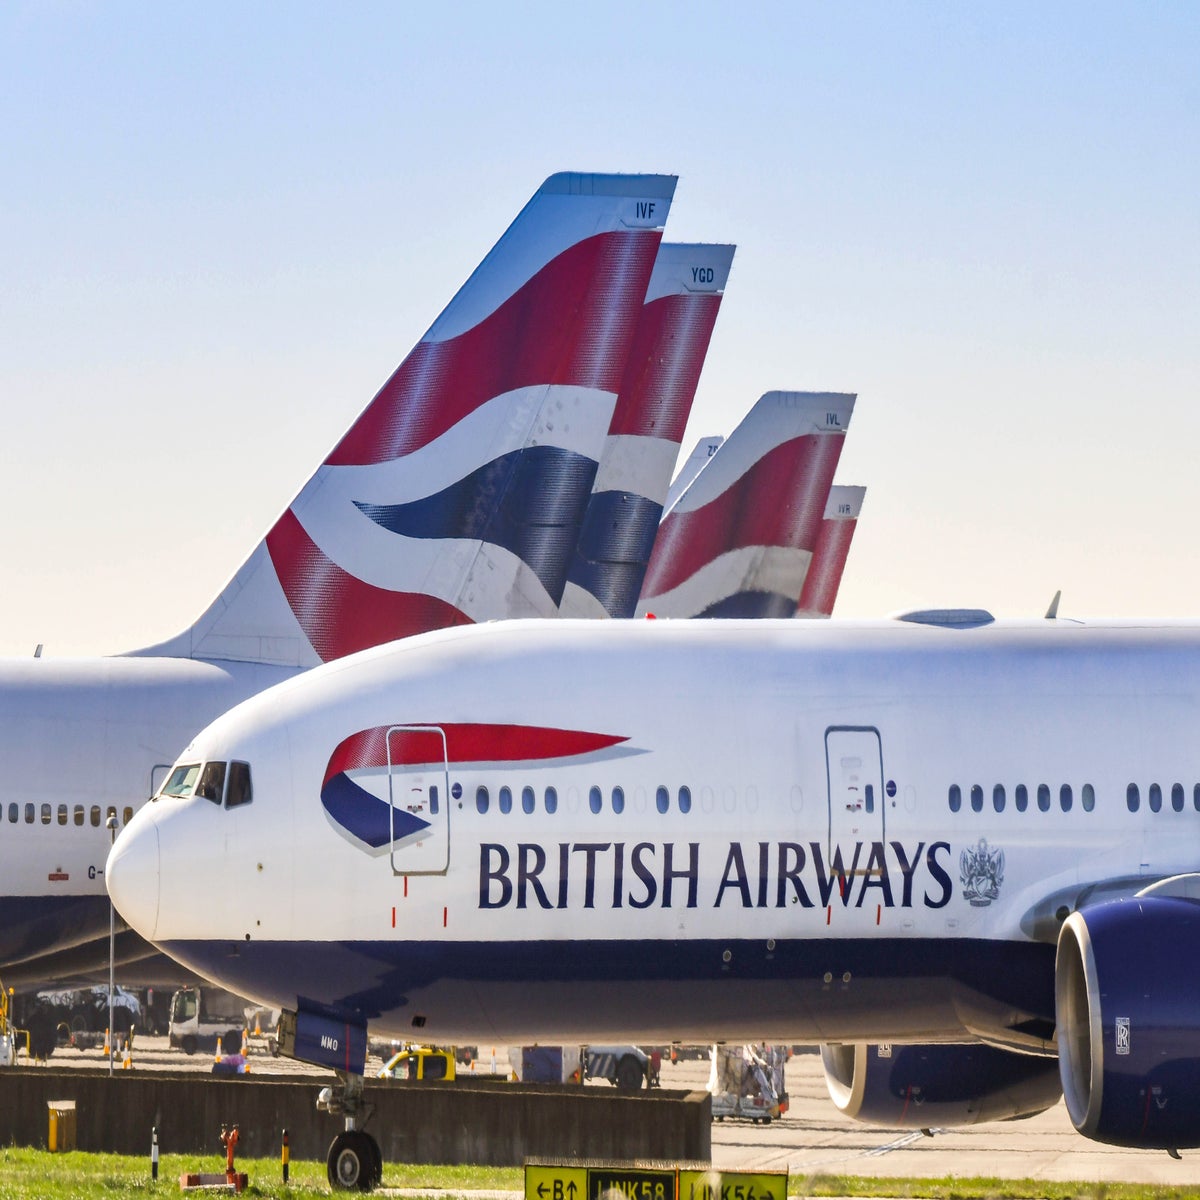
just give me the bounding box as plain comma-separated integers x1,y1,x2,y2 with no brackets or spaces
0,1070,711,1165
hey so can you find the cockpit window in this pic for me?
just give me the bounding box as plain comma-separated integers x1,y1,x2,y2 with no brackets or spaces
225,762,252,809
196,761,227,806
161,763,201,799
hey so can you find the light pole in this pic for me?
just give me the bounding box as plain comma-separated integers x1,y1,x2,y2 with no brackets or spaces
106,813,118,1076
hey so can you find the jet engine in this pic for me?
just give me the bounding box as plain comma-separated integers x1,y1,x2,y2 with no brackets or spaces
1056,894,1200,1150
821,1041,1061,1128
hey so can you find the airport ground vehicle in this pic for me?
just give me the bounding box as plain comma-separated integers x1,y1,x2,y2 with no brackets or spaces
377,1045,456,1081
708,1044,789,1124
511,1044,659,1090
168,986,249,1056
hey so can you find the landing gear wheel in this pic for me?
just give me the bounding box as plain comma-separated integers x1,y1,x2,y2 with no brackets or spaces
328,1130,377,1191
615,1055,645,1091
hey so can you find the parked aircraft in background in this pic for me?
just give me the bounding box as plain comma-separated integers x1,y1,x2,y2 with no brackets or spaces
109,612,1200,1187
796,485,866,618
662,435,724,513
561,243,735,619
636,391,855,618
0,171,676,991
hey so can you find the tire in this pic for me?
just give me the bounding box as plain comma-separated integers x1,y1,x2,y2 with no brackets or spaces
328,1131,376,1191
365,1133,383,1187
614,1055,645,1091
182,1034,197,1056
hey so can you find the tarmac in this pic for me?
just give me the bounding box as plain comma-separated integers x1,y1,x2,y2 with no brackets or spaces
29,1037,1200,1188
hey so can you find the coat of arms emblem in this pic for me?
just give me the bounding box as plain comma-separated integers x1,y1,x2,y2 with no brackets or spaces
960,837,1004,906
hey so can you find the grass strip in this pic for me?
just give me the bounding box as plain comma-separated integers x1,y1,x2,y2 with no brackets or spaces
0,1150,1196,1199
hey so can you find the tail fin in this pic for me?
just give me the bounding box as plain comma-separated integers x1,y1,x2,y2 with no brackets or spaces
135,173,676,666
560,243,735,618
663,435,724,514
796,485,866,618
635,391,854,618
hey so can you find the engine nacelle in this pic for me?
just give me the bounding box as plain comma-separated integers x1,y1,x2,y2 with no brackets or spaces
821,1041,1061,1128
1057,896,1200,1149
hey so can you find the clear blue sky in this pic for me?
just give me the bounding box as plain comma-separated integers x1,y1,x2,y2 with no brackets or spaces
2,2,1197,654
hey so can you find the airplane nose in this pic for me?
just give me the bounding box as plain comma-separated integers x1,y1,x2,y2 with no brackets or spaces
106,818,160,940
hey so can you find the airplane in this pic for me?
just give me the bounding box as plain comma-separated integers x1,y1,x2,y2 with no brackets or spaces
560,243,735,619
795,485,866,618
107,609,1200,1187
662,435,724,514
0,171,676,1002
636,391,855,618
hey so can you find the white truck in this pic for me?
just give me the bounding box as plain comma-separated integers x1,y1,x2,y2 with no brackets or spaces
168,986,266,1056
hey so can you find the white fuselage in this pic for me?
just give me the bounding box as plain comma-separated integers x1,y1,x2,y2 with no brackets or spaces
108,617,1200,1045
0,655,294,980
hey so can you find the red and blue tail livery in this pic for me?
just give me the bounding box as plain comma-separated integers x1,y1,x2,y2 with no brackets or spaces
637,391,854,618
144,174,676,667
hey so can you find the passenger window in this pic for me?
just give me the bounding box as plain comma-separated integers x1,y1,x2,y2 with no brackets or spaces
24,803,33,824
106,806,117,825
678,785,692,814
41,803,51,825
948,785,961,813
498,786,512,815
656,786,669,815
993,784,1005,813
90,805,101,827
589,786,602,815
73,805,84,827
1037,784,1050,812
1194,783,1200,812
544,787,557,814
1060,784,1072,812
970,785,983,813
7,803,15,823
196,761,226,805
1082,783,1095,812
1172,783,1184,812
1015,784,1028,812
226,762,252,809
475,786,489,815
864,784,875,814
521,786,535,815
428,786,439,815
1127,783,1140,812
123,806,133,825
57,804,67,826
612,786,625,814
1149,783,1162,813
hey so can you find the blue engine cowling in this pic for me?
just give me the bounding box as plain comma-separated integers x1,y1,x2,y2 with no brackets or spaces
1056,895,1200,1150
820,1041,1061,1127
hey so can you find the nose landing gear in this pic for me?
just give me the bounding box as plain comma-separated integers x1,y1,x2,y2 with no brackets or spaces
318,1072,382,1191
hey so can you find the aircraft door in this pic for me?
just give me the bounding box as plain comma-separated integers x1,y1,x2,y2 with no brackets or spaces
825,727,885,853
387,725,451,876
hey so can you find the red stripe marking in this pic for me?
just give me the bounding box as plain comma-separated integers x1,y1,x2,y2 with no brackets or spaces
327,231,661,466
797,516,859,617
607,293,722,441
641,434,845,600
324,724,628,787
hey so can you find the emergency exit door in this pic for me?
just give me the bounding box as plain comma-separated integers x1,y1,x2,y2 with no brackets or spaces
825,726,885,852
387,725,450,876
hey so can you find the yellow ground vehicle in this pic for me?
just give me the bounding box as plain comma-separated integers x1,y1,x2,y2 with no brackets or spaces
377,1044,456,1082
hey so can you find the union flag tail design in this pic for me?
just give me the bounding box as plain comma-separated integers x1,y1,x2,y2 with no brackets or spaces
635,391,855,619
796,485,866,618
138,173,676,667
560,244,734,619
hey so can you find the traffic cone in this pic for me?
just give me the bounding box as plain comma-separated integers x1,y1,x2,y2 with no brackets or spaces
121,1038,132,1069
241,1028,249,1056
103,1027,110,1057
215,1036,223,1063
253,1012,262,1038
